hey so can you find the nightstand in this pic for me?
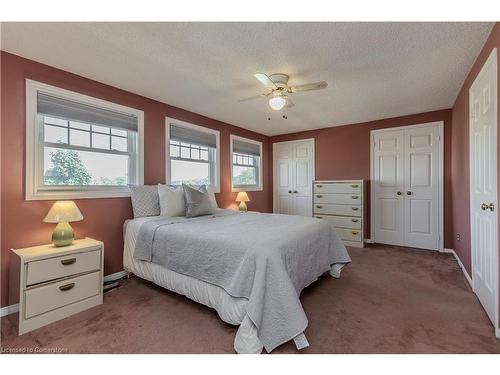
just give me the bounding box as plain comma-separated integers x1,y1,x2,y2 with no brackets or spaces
9,237,104,335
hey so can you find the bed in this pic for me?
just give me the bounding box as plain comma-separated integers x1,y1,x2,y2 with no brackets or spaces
123,209,351,353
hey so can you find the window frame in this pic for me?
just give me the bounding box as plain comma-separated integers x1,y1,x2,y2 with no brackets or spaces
25,79,144,200
230,134,263,192
165,117,220,193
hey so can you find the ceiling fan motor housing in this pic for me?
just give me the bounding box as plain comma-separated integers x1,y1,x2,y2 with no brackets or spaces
269,73,290,88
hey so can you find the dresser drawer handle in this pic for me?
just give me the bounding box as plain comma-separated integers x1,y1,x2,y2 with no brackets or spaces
316,195,323,198
351,195,359,199
316,205,323,209
351,184,359,188
316,184,323,188
352,219,359,223
61,258,76,266
351,231,359,235
352,207,359,211
315,216,323,219
59,283,75,292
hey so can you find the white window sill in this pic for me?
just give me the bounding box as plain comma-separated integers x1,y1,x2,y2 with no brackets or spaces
26,187,132,201
231,186,263,193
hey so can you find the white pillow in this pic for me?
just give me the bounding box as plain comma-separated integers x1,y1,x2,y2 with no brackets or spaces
158,184,185,217
206,185,219,210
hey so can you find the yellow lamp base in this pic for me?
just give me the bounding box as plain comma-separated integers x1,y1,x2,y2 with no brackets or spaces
238,201,248,212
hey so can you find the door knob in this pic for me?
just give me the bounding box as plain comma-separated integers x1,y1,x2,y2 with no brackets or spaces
482,203,495,211
406,191,412,195
397,191,402,195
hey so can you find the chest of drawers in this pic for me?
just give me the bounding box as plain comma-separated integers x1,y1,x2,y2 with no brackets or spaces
313,180,364,248
9,238,104,335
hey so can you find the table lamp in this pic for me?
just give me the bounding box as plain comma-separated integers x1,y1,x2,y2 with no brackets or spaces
236,192,250,212
43,201,83,247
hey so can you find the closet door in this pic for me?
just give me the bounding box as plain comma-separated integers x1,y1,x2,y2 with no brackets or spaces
274,142,295,215
292,140,314,216
273,140,314,216
372,130,405,245
372,123,441,250
403,125,440,250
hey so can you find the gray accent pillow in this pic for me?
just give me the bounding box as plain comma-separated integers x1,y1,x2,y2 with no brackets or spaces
182,184,216,218
130,185,160,218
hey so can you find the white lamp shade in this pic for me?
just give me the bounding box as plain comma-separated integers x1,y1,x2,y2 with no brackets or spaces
43,201,83,223
236,192,250,203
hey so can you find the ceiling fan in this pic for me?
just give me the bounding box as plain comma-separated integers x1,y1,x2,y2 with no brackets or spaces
239,73,328,111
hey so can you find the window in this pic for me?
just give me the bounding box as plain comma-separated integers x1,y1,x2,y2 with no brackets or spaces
230,135,263,192
165,118,220,192
26,80,144,200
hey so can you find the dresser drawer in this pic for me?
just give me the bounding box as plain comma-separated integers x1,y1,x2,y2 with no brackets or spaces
336,227,363,242
313,203,362,217
314,193,361,205
26,249,101,286
314,182,361,194
314,215,362,229
24,271,100,319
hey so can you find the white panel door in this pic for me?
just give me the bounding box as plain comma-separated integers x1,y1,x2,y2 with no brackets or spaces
470,48,498,327
373,130,405,245
293,141,314,216
404,126,440,250
274,142,294,215
273,140,314,216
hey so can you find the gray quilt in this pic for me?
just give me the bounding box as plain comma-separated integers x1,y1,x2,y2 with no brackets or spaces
134,210,351,352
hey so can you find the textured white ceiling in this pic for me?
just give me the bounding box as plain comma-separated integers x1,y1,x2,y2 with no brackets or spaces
1,22,494,136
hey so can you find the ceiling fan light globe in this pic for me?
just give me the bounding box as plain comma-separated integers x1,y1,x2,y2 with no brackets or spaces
269,96,286,110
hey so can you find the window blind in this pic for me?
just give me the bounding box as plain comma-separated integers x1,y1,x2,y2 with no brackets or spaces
37,92,138,132
233,139,260,156
170,124,217,148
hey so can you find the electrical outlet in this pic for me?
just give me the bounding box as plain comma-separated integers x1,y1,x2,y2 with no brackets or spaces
456,233,461,241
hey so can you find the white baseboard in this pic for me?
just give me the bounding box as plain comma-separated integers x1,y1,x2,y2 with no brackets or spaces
441,248,473,287
364,238,374,244
0,270,129,317
496,327,500,339
0,303,19,317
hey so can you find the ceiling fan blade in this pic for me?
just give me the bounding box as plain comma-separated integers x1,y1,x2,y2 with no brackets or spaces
254,73,278,89
286,96,295,108
238,93,267,102
290,81,328,93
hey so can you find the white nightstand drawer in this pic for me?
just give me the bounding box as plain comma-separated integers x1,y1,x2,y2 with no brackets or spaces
314,193,361,205
314,215,362,229
314,182,361,194
26,248,101,286
336,227,363,242
24,271,100,319
313,203,362,217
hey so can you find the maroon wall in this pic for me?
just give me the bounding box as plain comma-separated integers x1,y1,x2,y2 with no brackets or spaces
451,23,500,275
0,51,273,307
270,110,453,245
450,23,500,328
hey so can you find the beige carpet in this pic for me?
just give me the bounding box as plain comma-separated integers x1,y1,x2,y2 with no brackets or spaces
2,245,500,354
